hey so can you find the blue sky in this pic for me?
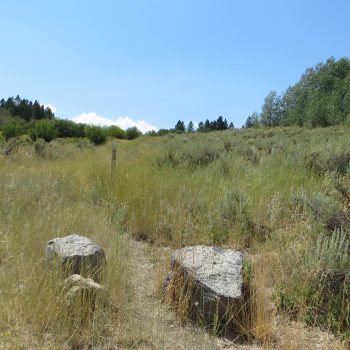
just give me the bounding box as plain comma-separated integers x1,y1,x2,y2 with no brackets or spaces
1,0,349,131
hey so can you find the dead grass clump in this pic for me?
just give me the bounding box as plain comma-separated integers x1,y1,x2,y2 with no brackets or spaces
2,137,20,156
248,256,275,345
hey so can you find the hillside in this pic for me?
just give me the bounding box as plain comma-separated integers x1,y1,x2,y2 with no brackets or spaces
0,126,349,349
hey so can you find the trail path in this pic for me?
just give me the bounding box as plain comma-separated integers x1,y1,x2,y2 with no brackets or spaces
115,239,344,350
117,240,262,350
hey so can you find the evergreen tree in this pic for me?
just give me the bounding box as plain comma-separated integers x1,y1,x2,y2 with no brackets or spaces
216,116,227,130
245,116,253,128
187,121,194,133
204,119,210,131
0,96,56,121
197,121,204,132
175,120,185,133
224,118,228,129
244,112,260,128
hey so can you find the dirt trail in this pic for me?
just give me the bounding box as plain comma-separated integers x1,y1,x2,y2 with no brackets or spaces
118,240,262,350
115,239,345,350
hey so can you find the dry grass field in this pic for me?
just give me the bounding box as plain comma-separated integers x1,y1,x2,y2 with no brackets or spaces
0,126,349,349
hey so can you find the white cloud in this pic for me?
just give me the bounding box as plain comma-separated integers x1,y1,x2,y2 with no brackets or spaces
72,112,158,134
42,103,57,113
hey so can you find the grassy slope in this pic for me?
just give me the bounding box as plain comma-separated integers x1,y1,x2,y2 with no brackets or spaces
0,126,349,347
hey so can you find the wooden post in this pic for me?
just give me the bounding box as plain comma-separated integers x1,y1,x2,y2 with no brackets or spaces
111,140,117,176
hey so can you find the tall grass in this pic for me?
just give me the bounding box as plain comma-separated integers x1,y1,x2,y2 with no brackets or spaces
1,125,350,346
0,142,128,348
106,127,350,340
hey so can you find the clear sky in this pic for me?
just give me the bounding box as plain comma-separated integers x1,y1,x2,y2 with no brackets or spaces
1,0,349,132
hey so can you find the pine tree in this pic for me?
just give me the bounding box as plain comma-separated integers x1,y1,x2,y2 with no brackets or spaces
175,120,185,133
187,121,194,133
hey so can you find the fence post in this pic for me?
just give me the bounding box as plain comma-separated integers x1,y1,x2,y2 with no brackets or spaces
111,140,117,176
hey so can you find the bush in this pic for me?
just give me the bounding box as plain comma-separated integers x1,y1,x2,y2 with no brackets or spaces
182,145,220,167
107,125,126,139
155,149,180,167
238,145,260,165
306,151,350,175
277,230,350,333
55,119,86,138
30,119,58,142
208,226,229,244
87,126,106,145
344,113,350,127
218,190,252,232
2,122,24,140
34,138,46,158
76,138,94,150
126,127,142,140
290,189,347,233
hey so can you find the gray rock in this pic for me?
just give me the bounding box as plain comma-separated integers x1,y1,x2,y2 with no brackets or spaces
63,274,108,306
170,245,244,325
63,274,108,320
46,234,106,280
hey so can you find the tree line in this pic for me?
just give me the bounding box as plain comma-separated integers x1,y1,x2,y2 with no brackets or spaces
0,96,141,144
148,116,234,136
0,96,55,121
245,57,350,128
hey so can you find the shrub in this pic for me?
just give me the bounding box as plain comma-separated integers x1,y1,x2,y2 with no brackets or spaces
155,149,180,167
34,138,46,158
308,269,350,332
107,125,126,139
2,122,24,140
218,190,252,232
76,138,94,150
182,145,220,167
87,126,106,145
19,134,32,144
156,143,220,168
126,127,142,140
290,189,344,232
30,119,58,142
223,140,233,152
278,230,350,333
345,113,350,127
306,151,350,175
238,146,260,165
55,119,86,138
208,226,229,244
2,137,21,156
